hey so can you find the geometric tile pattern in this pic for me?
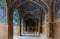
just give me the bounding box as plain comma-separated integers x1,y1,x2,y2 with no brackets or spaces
35,0,48,13
33,0,48,12
21,2,39,11
21,1,48,24
13,10,19,26
54,0,60,19
21,2,41,18
0,1,6,22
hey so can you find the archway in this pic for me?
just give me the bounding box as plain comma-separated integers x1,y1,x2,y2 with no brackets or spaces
8,0,49,39
13,9,20,36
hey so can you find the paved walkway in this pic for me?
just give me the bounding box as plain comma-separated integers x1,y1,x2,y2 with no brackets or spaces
14,36,42,39
14,33,43,39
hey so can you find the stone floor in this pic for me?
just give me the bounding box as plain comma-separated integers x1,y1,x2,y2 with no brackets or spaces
14,27,43,39
14,36,42,39
14,33,43,39
14,35,54,39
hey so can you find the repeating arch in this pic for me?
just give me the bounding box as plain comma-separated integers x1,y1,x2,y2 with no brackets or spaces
19,0,48,24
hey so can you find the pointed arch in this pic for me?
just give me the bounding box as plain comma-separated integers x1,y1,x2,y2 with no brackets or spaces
13,9,20,26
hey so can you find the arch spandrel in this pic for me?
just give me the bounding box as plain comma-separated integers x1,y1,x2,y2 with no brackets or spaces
54,0,60,21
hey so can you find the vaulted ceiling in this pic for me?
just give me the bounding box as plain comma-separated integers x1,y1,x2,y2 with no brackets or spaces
6,0,48,17
5,0,52,26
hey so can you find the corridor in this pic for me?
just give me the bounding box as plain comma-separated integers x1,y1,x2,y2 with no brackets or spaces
14,36,42,39
14,34,43,39
0,0,60,39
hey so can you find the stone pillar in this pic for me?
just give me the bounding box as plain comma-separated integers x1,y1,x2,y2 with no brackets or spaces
21,18,24,35
54,22,60,39
54,0,60,39
47,0,54,38
14,26,20,36
42,23,49,39
40,8,49,39
38,17,40,36
23,21,26,33
8,10,13,39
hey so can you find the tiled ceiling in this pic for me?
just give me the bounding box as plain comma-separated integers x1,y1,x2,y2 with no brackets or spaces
6,0,48,21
